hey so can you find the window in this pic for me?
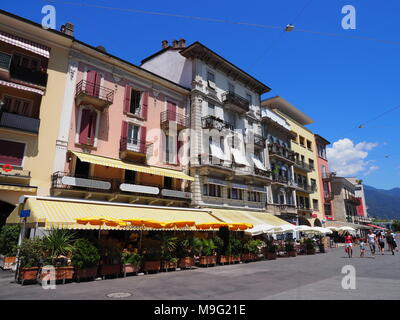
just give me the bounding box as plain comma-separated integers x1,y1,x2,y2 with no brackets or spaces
203,184,222,197
129,89,142,115
12,53,40,71
299,136,305,147
79,108,97,145
0,139,25,166
246,93,252,105
207,71,216,89
128,124,139,144
313,199,319,210
228,82,235,93
164,176,173,189
248,191,262,202
125,170,136,183
228,188,243,200
309,159,314,169
306,140,312,150
2,95,32,117
208,103,215,116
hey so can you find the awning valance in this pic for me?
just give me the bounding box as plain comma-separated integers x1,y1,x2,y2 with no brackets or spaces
0,80,45,95
0,184,37,193
72,151,194,181
324,220,371,230
6,198,218,230
0,30,50,58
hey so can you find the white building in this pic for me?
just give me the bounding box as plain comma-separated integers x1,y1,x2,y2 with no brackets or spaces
141,40,272,211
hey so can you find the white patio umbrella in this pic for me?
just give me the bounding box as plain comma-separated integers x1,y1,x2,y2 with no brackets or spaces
326,226,339,232
246,224,275,236
310,227,333,235
295,225,313,232
266,224,296,234
337,226,356,235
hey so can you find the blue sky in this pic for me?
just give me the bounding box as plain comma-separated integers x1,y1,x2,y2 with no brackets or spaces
2,0,400,189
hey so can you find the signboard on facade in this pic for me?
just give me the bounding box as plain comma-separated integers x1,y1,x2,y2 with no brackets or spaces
20,210,30,218
120,183,159,195
161,189,192,199
61,176,111,190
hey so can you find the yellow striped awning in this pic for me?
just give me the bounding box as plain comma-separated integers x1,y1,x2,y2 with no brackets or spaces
72,151,194,181
210,209,290,227
6,198,218,230
0,185,37,193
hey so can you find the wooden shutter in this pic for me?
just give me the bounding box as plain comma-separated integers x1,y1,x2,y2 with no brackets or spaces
124,85,132,114
0,140,25,166
141,91,149,120
88,111,97,145
93,73,101,97
79,109,91,145
139,126,147,153
167,101,176,121
177,136,182,165
86,70,97,96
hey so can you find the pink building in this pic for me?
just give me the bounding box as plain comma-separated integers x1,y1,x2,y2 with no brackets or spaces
315,134,335,221
52,46,193,207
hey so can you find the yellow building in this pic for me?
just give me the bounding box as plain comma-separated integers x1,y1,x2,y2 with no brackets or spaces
0,11,72,224
262,97,323,227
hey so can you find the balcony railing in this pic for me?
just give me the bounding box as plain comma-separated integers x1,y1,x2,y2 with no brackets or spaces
120,137,147,154
294,160,314,172
324,192,334,201
272,174,289,184
0,111,40,133
0,52,12,72
222,91,250,113
254,167,271,178
9,64,48,87
51,172,191,200
346,195,361,206
297,204,312,211
296,182,317,193
268,143,295,163
75,80,114,109
322,171,336,180
201,115,234,131
160,110,189,130
254,134,266,148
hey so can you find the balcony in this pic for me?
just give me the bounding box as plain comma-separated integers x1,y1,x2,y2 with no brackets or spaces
297,204,313,213
267,203,297,215
75,80,114,111
160,110,189,131
201,115,234,131
0,111,40,134
254,134,266,148
9,64,48,88
51,172,191,201
272,174,288,185
322,171,336,181
346,195,361,206
222,91,250,114
0,52,12,79
268,143,295,163
0,167,31,186
120,137,148,159
296,182,317,194
294,160,314,172
254,167,271,178
324,191,334,201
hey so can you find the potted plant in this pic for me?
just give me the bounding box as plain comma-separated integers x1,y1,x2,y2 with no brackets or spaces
16,238,44,285
41,229,75,284
317,239,325,253
304,239,316,255
265,240,277,260
71,238,100,282
176,239,195,269
230,238,242,263
121,251,142,276
0,225,19,270
98,238,123,279
214,236,228,265
241,240,253,262
160,235,178,271
285,241,297,257
143,251,161,273
202,238,216,266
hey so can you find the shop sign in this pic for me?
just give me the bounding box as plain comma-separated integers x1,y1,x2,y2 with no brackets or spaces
61,176,111,190
120,183,159,195
161,189,192,199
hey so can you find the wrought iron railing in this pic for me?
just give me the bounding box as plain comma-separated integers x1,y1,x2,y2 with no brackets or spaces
0,111,40,133
76,80,114,103
201,115,234,131
160,110,189,128
120,137,148,154
222,91,250,112
254,134,266,148
268,143,295,162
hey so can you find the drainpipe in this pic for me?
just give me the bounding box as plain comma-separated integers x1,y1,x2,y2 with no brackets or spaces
14,196,29,281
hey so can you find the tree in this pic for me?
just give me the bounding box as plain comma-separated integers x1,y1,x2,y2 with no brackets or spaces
392,220,400,232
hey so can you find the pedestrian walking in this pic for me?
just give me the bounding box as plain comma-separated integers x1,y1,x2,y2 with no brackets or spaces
367,230,376,256
386,231,396,255
359,238,366,258
344,232,353,258
377,231,385,255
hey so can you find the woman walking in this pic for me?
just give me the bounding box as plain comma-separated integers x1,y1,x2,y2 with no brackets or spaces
386,231,396,255
344,232,353,258
377,231,385,255
367,230,376,256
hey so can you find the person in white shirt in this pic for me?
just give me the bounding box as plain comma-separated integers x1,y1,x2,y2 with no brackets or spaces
367,230,376,256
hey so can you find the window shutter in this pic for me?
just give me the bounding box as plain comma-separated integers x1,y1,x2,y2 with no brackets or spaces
120,121,128,151
88,111,97,145
124,85,132,114
0,140,25,166
86,70,97,96
177,136,182,165
167,101,176,121
139,126,147,153
93,73,101,97
141,91,149,120
79,109,91,145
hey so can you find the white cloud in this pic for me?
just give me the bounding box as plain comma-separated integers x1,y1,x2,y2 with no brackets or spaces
326,138,379,176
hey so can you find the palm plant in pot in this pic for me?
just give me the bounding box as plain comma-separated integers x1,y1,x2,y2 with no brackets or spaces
285,241,297,257
0,225,19,270
121,251,142,276
142,250,161,274
176,239,195,269
230,238,242,263
71,238,100,282
214,236,228,265
160,235,178,271
98,238,123,279
265,239,278,260
202,238,216,266
41,229,76,283
304,238,316,255
16,238,44,285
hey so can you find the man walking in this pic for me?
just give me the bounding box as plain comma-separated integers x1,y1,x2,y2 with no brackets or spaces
367,230,376,256
386,231,396,255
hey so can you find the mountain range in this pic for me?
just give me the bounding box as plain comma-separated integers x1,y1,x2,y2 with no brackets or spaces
364,185,400,220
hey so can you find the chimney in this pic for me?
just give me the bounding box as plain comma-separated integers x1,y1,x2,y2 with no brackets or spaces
60,22,74,36
172,40,179,48
179,38,186,48
161,40,169,49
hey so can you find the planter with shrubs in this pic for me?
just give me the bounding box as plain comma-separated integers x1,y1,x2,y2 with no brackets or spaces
16,238,44,285
285,241,297,257
71,238,100,282
160,235,178,272
143,251,161,273
265,240,277,260
176,239,195,269
121,251,142,276
0,225,19,270
98,239,123,279
304,239,316,255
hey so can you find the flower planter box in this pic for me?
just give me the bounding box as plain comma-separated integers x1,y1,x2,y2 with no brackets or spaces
288,251,297,257
241,253,253,262
198,256,216,267
306,248,316,255
198,256,208,267
0,255,16,270
232,256,241,264
75,267,98,282
39,266,75,284
218,255,230,265
99,264,121,279
178,257,195,269
207,256,216,266
161,261,177,271
143,261,161,273
318,245,325,253
18,267,39,285
122,264,140,277
266,252,277,260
